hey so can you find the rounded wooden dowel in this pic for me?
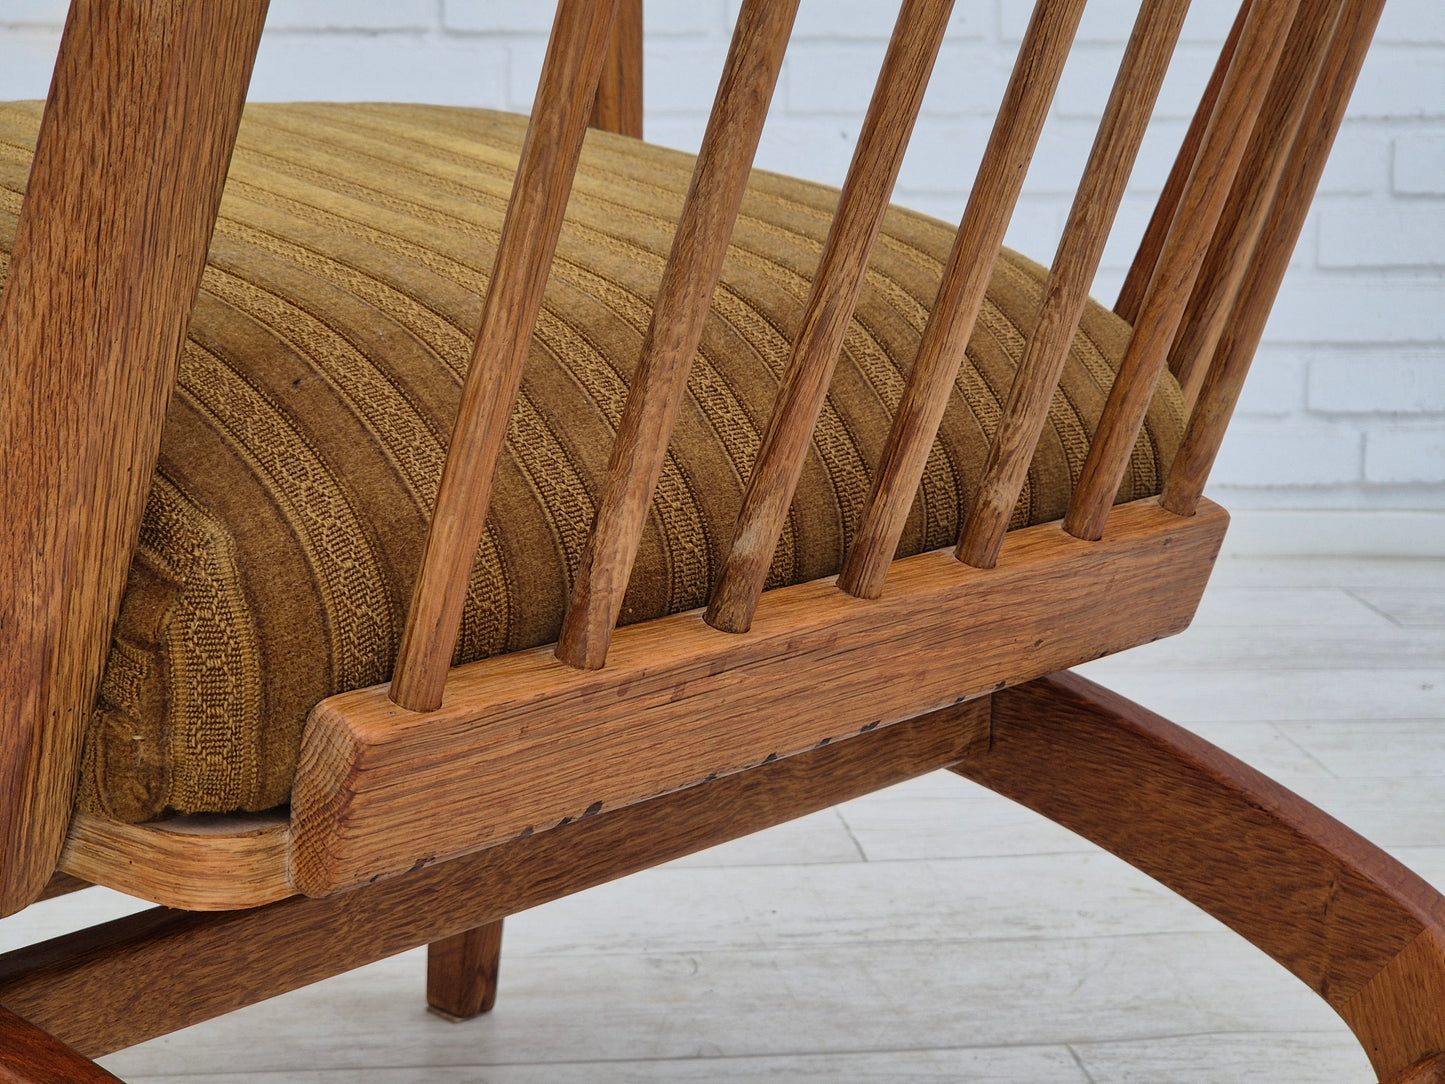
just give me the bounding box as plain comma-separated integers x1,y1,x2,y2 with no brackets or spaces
557,0,800,670
955,0,1191,570
591,0,643,139
837,0,1087,601
389,0,622,712
705,0,956,634
1062,0,1309,543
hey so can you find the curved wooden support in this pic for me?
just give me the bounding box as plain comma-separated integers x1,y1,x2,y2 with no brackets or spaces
0,1005,121,1084
957,672,1445,1083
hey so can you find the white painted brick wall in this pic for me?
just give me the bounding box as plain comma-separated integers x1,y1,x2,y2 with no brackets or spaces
2,0,1442,526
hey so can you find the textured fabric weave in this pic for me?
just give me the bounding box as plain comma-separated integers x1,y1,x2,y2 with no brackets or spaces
0,102,1185,822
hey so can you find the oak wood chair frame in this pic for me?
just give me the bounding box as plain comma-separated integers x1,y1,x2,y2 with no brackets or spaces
2,0,1441,1080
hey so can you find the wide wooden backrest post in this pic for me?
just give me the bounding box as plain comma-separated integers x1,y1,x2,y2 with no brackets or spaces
557,0,800,671
703,0,956,634
0,0,267,918
836,0,1088,601
1162,0,1388,516
388,0,622,713
954,0,1190,571
1061,0,1308,543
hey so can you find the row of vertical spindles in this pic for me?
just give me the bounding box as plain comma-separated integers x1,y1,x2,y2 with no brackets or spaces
702,0,957,634
953,0,1193,570
836,0,1090,600
1162,0,1345,412
394,0,1382,702
1161,0,1390,516
1061,0,1308,542
555,0,801,670
1115,0,1257,326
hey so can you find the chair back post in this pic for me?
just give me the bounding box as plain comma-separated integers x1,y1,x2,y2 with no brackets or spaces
0,0,266,917
1117,0,1256,324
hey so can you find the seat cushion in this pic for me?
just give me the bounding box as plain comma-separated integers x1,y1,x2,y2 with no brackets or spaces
0,102,1185,822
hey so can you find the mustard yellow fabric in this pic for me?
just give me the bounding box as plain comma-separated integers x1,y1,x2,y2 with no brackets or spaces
0,102,1184,822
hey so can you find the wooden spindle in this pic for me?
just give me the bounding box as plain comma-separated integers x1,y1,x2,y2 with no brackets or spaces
1063,0,1311,543
955,0,1191,571
389,0,621,713
836,0,1088,600
1161,0,1387,517
1167,0,1346,410
1116,0,1256,324
556,0,800,670
592,0,643,138
704,0,956,634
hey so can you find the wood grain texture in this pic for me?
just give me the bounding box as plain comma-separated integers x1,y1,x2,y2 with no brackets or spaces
1384,1054,1445,1084
0,1006,122,1084
1162,0,1386,517
57,812,292,911
954,0,1189,570
0,702,985,1059
0,0,267,918
590,0,643,138
1062,0,1304,542
427,919,504,1021
1343,930,1445,1084
958,671,1445,1084
837,0,1087,600
388,0,621,712
1164,0,1347,411
557,0,799,669
704,0,955,634
1115,0,1255,324
294,497,1226,897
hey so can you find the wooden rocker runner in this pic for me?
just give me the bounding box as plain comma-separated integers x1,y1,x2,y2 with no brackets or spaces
0,0,1439,1079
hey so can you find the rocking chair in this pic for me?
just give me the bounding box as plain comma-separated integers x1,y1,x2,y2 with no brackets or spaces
2,0,1441,1080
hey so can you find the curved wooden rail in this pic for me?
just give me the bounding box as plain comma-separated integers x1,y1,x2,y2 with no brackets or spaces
959,672,1445,1084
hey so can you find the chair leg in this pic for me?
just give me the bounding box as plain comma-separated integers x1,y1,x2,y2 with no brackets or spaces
426,919,504,1021
956,671,1445,1084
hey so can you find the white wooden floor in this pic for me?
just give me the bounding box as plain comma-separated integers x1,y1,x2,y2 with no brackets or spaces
5,555,1443,1082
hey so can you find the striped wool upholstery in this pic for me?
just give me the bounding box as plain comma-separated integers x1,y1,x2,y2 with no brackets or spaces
0,102,1184,822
